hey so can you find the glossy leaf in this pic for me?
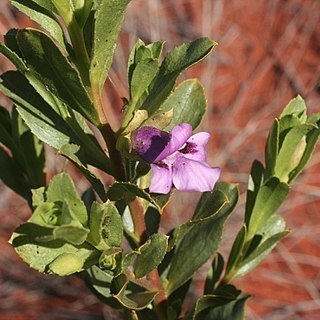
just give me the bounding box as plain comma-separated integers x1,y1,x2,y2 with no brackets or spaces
166,183,239,295
161,79,206,130
140,38,217,114
90,0,131,90
16,28,100,125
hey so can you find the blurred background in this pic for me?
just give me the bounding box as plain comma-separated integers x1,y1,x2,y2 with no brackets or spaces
0,0,319,319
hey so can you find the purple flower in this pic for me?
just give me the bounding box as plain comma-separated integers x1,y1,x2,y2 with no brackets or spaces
132,123,221,194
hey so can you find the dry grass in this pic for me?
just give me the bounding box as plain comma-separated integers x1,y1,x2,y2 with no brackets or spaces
0,0,319,319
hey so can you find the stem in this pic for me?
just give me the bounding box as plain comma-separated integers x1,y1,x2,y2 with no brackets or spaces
147,270,167,320
100,123,126,181
68,19,91,87
128,198,147,245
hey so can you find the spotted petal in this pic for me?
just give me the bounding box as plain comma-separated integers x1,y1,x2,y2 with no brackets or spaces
172,157,220,192
181,132,210,162
149,163,173,194
155,123,192,162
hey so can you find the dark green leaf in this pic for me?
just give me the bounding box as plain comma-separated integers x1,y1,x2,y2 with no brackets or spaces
16,28,99,125
161,79,206,130
247,177,289,237
204,253,224,294
58,144,107,201
265,119,279,179
11,0,66,49
233,216,289,279
166,183,239,294
112,274,158,310
133,233,168,278
141,38,217,114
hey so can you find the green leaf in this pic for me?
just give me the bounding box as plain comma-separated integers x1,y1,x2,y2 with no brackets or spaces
11,0,66,49
184,285,249,320
247,177,289,237
58,144,107,201
133,233,168,278
10,232,97,273
11,109,46,188
141,38,217,114
225,225,247,276
265,119,279,179
107,181,170,213
204,253,224,294
0,71,110,172
233,215,289,279
112,273,158,310
280,95,307,122
274,124,315,183
90,0,131,90
166,183,239,295
130,59,159,106
81,265,114,301
46,173,88,226
0,147,30,199
87,201,123,250
16,28,100,125
127,39,165,89
51,0,74,26
245,160,265,225
161,79,207,130
290,125,320,183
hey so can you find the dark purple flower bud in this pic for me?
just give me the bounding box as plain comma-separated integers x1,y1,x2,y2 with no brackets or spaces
131,126,171,163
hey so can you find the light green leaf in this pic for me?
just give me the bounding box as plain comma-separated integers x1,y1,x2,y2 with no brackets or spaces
87,201,123,250
90,0,131,90
10,232,97,273
275,124,315,183
46,173,88,226
280,95,307,122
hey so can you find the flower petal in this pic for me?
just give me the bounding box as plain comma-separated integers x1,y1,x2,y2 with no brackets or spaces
131,126,170,163
172,157,220,192
149,163,173,194
155,123,193,162
180,132,210,161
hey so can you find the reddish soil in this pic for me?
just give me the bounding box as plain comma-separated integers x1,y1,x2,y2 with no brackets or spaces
1,0,319,319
